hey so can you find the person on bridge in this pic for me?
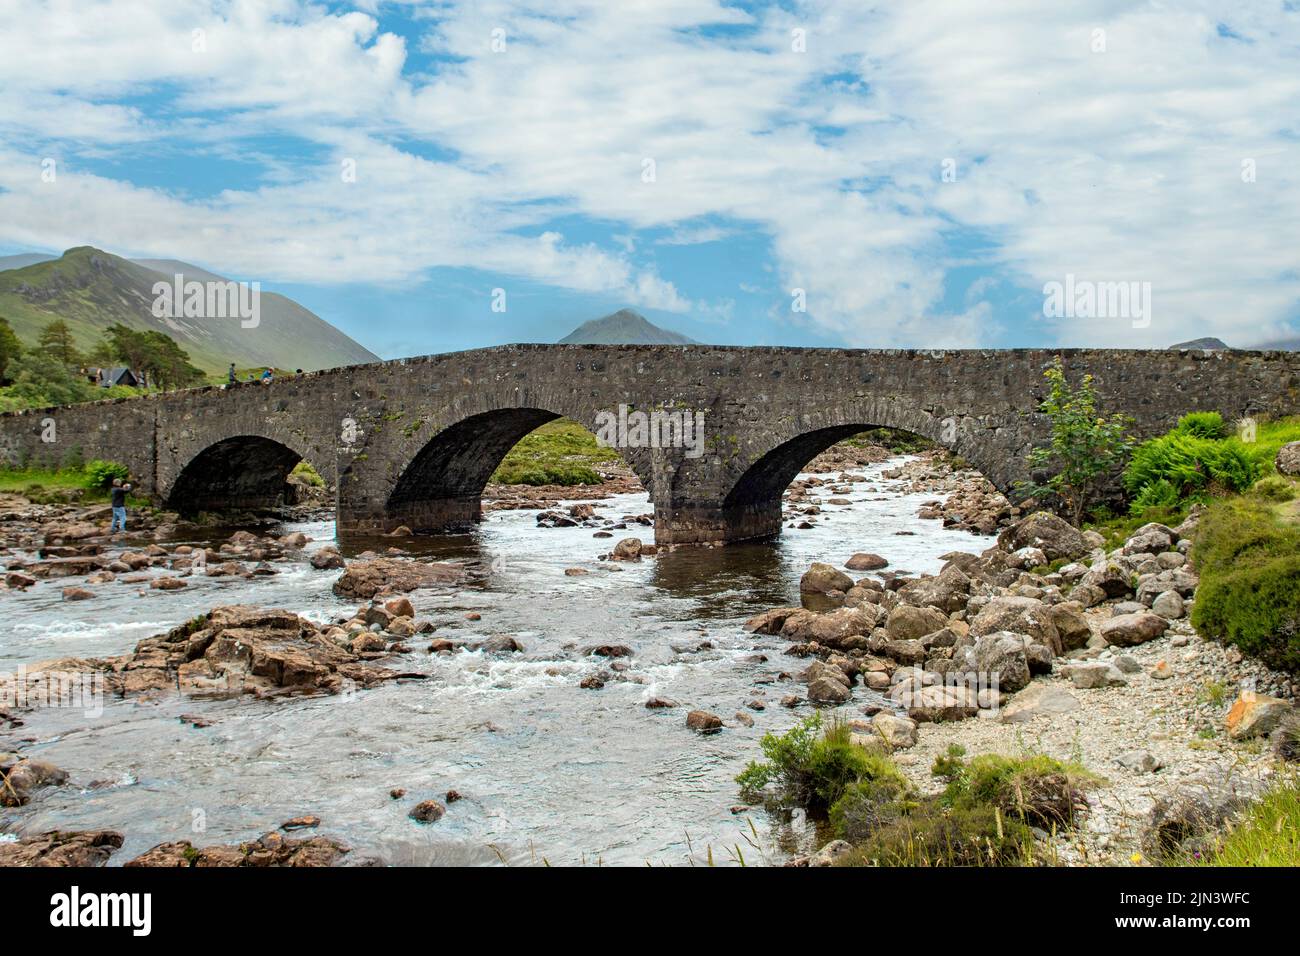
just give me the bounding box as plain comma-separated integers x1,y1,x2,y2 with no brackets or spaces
109,478,131,534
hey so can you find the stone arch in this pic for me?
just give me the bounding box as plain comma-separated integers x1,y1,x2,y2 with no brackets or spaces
383,406,656,533
716,402,1006,544
166,434,317,516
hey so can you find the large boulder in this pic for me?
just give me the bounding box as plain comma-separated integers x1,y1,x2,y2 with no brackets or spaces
1226,694,1295,741
896,565,970,614
743,607,802,635
902,684,981,723
800,562,854,595
885,604,949,642
1276,441,1300,477
998,511,1086,562
1077,563,1133,600
969,632,1033,694
968,596,1062,656
1099,611,1169,647
845,553,888,571
1048,601,1092,652
1122,523,1177,556
1000,684,1080,723
781,605,883,648
804,661,853,703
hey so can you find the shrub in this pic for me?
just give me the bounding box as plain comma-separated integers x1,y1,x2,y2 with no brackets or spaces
1251,475,1297,502
83,459,129,489
1123,432,1261,508
1175,411,1227,440
937,751,1098,830
845,802,1040,867
1191,499,1300,671
736,714,903,815
1022,358,1134,525
290,460,325,488
1128,477,1180,514
830,774,912,843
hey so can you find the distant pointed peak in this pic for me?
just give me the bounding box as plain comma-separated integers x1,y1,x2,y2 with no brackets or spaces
559,308,698,345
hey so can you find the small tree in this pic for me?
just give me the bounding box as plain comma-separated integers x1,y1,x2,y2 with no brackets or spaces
0,316,21,384
1023,358,1133,526
37,319,81,367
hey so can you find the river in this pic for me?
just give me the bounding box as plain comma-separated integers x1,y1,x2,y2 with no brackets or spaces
2,455,990,866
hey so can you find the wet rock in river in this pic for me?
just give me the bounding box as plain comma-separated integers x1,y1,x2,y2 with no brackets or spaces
332,557,466,600
128,831,349,867
685,709,723,732
409,800,445,823
0,830,123,867
1,756,69,807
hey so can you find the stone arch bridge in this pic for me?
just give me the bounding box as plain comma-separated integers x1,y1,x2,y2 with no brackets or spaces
1,346,1295,546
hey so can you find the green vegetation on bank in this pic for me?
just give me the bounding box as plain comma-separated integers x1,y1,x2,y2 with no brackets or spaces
737,716,1099,867
0,458,137,504
1191,496,1300,671
842,427,936,455
489,418,619,486
1174,774,1300,867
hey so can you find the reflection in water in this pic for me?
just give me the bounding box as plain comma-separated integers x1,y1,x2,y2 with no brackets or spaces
2,457,990,866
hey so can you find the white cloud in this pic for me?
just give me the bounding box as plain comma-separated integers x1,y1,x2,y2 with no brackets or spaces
0,0,1295,346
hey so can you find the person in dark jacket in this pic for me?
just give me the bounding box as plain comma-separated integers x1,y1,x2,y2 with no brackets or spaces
109,477,131,533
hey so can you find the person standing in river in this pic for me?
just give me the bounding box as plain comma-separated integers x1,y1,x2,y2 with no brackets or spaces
109,477,131,534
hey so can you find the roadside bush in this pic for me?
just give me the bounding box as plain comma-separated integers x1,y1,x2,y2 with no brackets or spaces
83,459,129,489
1191,499,1300,671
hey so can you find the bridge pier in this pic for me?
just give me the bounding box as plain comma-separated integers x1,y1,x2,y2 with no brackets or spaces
654,500,782,546
338,496,483,536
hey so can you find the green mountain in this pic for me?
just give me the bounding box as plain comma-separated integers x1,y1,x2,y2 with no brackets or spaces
0,247,378,375
559,308,697,345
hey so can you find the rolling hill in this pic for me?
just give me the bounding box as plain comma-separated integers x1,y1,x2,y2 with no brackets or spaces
0,247,378,375
558,308,697,345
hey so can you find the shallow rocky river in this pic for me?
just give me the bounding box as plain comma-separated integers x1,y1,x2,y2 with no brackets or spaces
2,456,989,866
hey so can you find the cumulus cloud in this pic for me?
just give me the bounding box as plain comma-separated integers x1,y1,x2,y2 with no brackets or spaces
0,0,1295,346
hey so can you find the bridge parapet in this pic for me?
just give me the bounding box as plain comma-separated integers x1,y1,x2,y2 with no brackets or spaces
1,346,1295,545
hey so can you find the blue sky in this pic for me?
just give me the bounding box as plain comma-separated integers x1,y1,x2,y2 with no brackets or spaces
1,0,1297,357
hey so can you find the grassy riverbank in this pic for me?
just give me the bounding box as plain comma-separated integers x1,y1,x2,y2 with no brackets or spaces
489,418,622,486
